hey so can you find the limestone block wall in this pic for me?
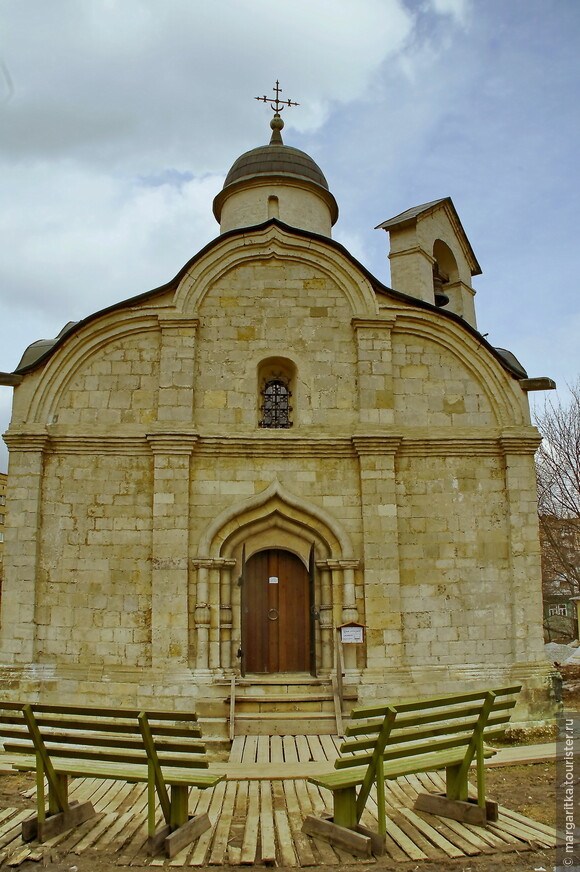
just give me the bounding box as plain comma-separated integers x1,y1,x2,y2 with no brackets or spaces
54,333,160,427
397,453,513,665
36,453,153,666
194,258,358,431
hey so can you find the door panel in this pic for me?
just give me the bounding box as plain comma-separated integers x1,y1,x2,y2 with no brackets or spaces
243,549,311,673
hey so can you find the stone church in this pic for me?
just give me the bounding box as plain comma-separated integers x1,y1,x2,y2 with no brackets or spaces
0,102,557,735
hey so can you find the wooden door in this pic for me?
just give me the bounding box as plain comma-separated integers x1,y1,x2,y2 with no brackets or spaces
242,549,311,673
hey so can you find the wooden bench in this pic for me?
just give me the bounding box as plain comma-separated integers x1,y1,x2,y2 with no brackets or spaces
0,701,224,858
303,685,521,857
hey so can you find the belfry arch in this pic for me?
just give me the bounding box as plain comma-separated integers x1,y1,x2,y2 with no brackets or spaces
191,482,360,675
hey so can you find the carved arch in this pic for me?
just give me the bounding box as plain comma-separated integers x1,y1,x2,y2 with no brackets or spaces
173,223,379,318
198,479,354,561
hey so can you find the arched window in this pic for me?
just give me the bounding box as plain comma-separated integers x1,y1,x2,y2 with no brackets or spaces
259,376,292,429
258,358,296,429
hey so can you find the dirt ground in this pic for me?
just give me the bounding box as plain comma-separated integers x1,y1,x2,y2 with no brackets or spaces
4,669,577,872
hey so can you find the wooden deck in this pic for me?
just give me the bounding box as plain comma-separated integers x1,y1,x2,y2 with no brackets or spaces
0,736,558,867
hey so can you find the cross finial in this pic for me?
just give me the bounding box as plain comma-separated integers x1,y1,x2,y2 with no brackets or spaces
255,80,299,114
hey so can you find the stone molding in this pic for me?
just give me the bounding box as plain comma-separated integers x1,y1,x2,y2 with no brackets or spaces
351,316,397,331
2,431,50,452
6,429,537,458
146,433,199,455
157,314,200,330
498,434,542,455
195,436,355,458
352,435,402,455
316,559,360,570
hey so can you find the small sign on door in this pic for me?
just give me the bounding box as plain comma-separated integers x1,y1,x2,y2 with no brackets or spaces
269,576,279,584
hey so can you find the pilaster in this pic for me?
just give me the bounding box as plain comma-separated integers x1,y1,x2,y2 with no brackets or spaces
157,315,199,424
353,435,403,670
499,433,545,662
352,318,396,426
147,433,198,667
1,431,49,661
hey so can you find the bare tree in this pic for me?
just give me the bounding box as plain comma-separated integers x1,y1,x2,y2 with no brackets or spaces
535,382,580,640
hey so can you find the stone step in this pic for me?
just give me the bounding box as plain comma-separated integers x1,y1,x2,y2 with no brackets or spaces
233,714,340,736
227,693,356,704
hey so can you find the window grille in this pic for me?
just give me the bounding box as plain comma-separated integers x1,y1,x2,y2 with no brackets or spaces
259,377,293,429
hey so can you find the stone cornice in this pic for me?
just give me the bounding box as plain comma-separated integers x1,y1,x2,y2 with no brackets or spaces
498,435,542,455
157,314,200,330
146,433,199,455
191,558,237,568
2,431,50,452
316,559,360,570
3,429,541,458
195,436,355,458
352,316,397,330
352,435,402,455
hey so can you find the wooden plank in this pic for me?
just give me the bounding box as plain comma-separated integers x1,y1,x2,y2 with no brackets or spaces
270,735,284,763
209,780,238,864
0,810,20,838
302,815,372,858
259,780,277,865
498,805,559,839
240,780,260,864
229,736,245,763
434,815,495,854
283,736,299,762
389,810,444,860
398,807,467,858
256,736,270,764
275,807,298,866
295,735,311,762
0,810,33,849
91,810,135,852
224,780,246,866
489,815,551,847
294,779,339,865
165,813,211,859
283,779,317,866
189,780,226,866
242,735,258,764
71,812,117,853
305,734,327,762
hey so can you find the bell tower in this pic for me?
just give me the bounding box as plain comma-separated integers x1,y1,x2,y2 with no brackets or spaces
376,197,481,328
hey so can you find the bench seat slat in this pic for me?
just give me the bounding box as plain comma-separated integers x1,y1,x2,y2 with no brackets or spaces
4,742,209,768
17,704,199,721
349,685,521,720
27,717,202,740
341,714,512,753
311,746,496,791
10,755,220,787
345,700,516,737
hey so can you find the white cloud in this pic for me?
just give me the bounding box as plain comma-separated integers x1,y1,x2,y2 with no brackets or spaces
427,0,471,24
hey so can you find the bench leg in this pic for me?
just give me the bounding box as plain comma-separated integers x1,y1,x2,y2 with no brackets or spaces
333,786,358,829
147,785,212,858
445,763,468,802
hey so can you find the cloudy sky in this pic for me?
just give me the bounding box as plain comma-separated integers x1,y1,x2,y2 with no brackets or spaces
1,0,579,471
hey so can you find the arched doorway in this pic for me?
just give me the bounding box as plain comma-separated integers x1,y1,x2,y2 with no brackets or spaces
241,549,312,674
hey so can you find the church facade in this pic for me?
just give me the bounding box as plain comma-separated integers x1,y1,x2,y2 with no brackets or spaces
0,109,557,730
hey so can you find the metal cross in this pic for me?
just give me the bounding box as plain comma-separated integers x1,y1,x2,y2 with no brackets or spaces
255,80,299,114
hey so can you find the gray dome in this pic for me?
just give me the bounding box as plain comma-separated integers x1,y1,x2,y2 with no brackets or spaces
223,143,330,191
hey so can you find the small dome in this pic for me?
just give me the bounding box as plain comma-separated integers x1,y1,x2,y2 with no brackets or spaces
223,143,330,192
213,114,338,235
